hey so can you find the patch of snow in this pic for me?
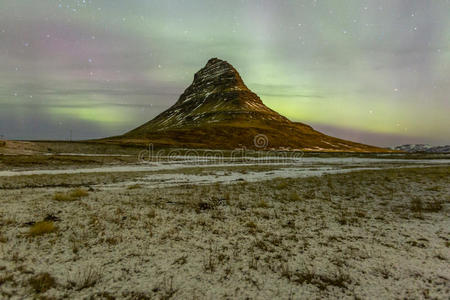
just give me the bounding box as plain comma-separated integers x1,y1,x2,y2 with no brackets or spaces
0,157,448,177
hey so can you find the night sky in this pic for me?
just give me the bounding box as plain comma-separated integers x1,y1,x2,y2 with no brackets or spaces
0,0,449,146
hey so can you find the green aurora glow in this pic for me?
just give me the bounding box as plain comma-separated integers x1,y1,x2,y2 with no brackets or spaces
0,0,449,146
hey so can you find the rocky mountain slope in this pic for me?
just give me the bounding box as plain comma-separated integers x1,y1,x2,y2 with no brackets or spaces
393,144,450,153
107,58,389,152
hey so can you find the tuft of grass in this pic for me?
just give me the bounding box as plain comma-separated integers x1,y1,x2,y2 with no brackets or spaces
246,221,260,234
275,180,289,190
68,265,102,291
29,221,57,237
147,209,156,219
69,188,89,198
0,232,7,243
425,200,443,212
53,188,89,201
127,184,142,190
336,208,360,226
303,189,316,200
158,276,178,299
29,273,56,293
246,221,257,229
256,199,270,208
0,274,14,286
202,247,217,273
192,200,216,212
288,191,301,202
355,209,367,218
410,198,423,213
282,264,351,291
411,197,443,214
53,192,74,202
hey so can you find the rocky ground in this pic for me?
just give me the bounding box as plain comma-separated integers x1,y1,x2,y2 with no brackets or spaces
0,165,449,299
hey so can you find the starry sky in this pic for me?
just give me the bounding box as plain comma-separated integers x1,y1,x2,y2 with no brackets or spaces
0,0,449,146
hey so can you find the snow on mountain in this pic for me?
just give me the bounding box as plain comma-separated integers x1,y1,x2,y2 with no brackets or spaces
393,144,450,153
110,58,390,152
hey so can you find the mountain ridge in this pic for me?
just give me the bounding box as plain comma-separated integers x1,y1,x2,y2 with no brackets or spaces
106,58,391,152
392,144,450,153
128,58,291,133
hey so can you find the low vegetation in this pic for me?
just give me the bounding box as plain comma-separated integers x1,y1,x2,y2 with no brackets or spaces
0,165,448,299
411,197,444,216
127,184,142,190
53,192,74,202
29,273,56,293
53,188,89,201
69,188,89,198
28,221,57,236
68,265,102,291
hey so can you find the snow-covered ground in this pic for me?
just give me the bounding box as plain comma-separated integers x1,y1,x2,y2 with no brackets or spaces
103,166,382,189
1,156,449,178
0,166,448,299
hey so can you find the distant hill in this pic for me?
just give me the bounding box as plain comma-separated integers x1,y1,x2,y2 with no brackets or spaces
105,58,390,152
393,144,450,153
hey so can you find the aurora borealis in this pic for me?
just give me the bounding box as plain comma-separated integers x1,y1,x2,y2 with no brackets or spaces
0,0,449,146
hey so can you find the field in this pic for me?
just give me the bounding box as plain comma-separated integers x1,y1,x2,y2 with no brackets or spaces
0,145,449,299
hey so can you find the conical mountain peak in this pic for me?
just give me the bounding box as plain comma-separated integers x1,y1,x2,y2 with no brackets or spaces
129,58,290,131
117,58,387,152
199,57,243,81
177,58,249,106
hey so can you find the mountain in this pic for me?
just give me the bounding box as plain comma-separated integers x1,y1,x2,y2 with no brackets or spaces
393,144,450,153
107,58,389,152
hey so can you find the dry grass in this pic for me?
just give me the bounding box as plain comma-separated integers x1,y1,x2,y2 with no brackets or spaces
127,184,142,190
275,180,289,190
246,221,258,229
425,199,443,212
0,165,448,299
410,198,443,216
53,188,89,201
53,192,75,202
288,191,301,201
256,199,270,208
147,209,157,219
68,265,102,291
0,232,7,243
29,273,56,293
0,274,14,286
28,221,57,236
69,188,89,198
157,276,178,300
410,198,423,213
